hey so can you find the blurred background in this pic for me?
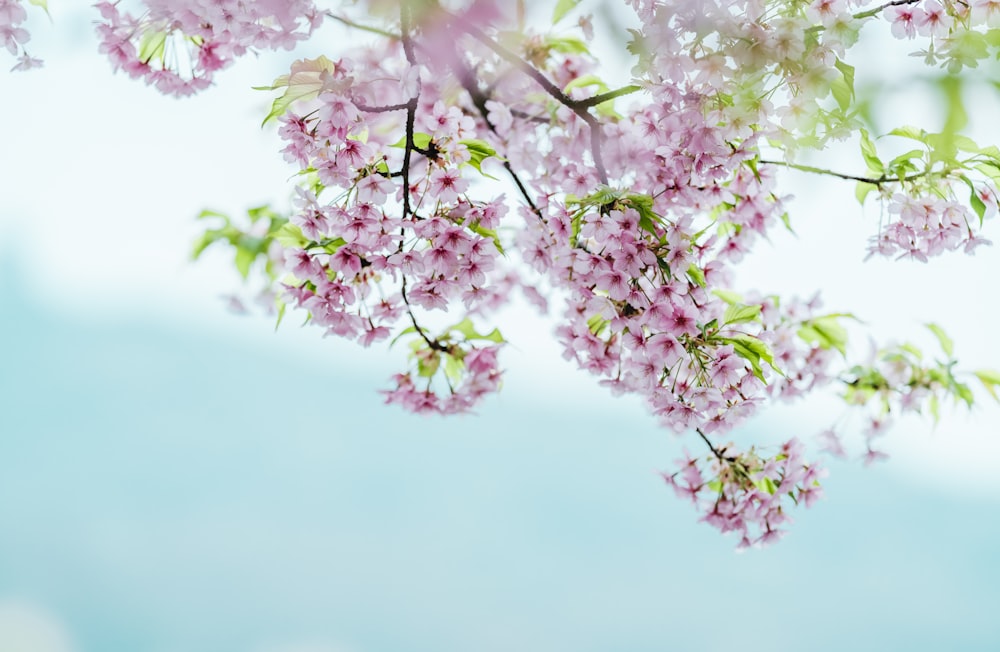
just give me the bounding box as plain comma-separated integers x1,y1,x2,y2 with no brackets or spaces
1,3,998,651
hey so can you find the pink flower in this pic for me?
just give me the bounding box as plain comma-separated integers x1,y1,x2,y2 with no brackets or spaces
887,5,922,38
428,168,469,204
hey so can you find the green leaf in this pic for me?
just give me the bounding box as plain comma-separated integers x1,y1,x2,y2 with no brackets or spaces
270,222,307,249
960,175,987,226
926,323,954,357
757,476,778,495
834,59,855,96
939,75,968,135
391,132,433,150
686,264,706,288
138,30,167,64
448,318,505,344
888,148,925,172
417,351,441,378
859,128,883,176
626,193,663,236
888,125,927,141
234,247,255,280
563,74,610,95
723,303,762,326
467,222,505,255
799,315,849,355
390,326,418,347
191,231,222,260
953,381,975,407
459,138,500,178
855,181,877,205
974,369,1000,401
247,204,281,224
197,209,231,222
831,59,855,112
545,36,589,55
712,289,744,305
443,352,464,383
717,334,782,382
258,56,339,126
552,0,582,24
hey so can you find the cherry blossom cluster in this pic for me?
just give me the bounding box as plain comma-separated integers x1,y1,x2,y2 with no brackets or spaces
1,0,41,70
868,193,990,261
820,324,981,463
664,437,826,546
202,0,996,542
268,51,512,414
10,0,997,544
884,0,1000,71
94,0,322,95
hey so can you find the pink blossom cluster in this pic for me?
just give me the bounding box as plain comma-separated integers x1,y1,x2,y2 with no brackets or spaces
272,53,511,413
48,0,996,542
664,438,826,546
383,344,502,414
1,0,41,70
759,295,840,401
94,0,321,95
886,0,954,39
262,0,882,538
867,193,992,261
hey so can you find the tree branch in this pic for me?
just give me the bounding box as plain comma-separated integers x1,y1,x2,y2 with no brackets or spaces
400,3,419,219
451,53,546,222
444,10,611,185
758,159,930,186
696,428,736,463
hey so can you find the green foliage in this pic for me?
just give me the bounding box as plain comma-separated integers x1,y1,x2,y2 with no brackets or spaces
552,0,581,24
256,56,339,126
714,334,780,382
798,314,854,356
459,138,501,179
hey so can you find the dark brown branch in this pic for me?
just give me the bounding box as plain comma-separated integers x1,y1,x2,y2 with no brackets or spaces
696,428,736,463
400,3,419,219
445,10,611,185
451,53,546,222
401,278,449,353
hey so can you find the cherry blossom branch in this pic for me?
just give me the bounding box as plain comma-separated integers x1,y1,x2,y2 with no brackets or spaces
400,278,449,354
325,12,400,39
400,2,419,219
851,0,922,21
355,102,410,113
445,10,611,185
450,53,545,221
696,428,736,463
577,84,644,108
758,159,932,186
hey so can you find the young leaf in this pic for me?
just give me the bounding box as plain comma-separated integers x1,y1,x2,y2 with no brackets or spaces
723,303,762,326
258,56,339,126
855,181,877,205
926,323,954,357
712,289,744,305
974,369,1000,401
552,0,582,25
859,128,884,176
448,318,505,344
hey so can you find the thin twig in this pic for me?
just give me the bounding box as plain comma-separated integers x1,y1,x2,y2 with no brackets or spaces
758,159,931,186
